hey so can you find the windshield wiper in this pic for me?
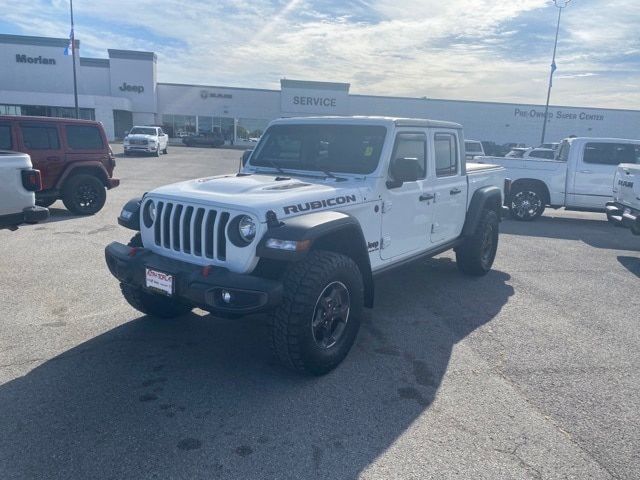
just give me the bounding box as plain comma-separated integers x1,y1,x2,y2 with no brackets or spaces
319,169,347,182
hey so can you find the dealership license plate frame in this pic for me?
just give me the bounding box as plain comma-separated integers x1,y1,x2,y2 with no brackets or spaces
145,267,174,296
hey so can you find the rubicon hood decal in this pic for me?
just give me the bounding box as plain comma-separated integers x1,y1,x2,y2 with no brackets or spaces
283,195,357,215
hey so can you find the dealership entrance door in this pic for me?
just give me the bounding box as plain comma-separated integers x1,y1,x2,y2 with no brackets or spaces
113,110,133,139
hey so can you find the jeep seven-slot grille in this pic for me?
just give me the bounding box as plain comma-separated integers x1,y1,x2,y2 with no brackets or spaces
153,201,228,261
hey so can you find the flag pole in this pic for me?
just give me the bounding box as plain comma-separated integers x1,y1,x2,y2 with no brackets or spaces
70,0,79,119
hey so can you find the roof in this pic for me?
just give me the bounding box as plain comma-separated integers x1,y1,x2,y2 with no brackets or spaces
271,116,462,129
0,115,100,125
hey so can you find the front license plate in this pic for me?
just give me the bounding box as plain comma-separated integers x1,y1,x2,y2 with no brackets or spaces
145,268,174,296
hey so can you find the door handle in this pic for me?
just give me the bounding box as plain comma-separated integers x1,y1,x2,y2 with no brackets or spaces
578,170,593,174
419,193,435,201
450,188,462,195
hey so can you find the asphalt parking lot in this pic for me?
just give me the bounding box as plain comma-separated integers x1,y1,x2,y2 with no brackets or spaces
1,145,639,479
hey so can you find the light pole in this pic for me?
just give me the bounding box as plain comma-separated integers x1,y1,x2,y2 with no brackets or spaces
540,0,572,145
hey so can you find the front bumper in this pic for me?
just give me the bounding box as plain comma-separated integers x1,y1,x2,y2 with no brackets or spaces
0,205,49,230
124,144,159,153
606,201,640,233
105,241,283,315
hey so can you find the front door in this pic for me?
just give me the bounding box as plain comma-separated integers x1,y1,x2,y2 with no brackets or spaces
569,141,640,208
429,130,467,244
380,132,431,260
17,122,64,191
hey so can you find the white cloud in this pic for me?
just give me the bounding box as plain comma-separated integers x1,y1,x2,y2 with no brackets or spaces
3,0,639,109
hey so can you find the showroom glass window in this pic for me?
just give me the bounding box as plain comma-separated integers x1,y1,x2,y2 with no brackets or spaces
435,133,458,176
390,133,427,179
0,125,12,149
65,125,104,150
21,125,60,150
251,124,387,174
584,143,640,165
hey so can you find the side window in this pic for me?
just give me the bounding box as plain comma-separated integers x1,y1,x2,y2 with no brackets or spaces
21,125,60,150
390,133,427,179
65,125,104,150
0,124,12,149
158,128,165,136
584,142,637,165
435,133,458,176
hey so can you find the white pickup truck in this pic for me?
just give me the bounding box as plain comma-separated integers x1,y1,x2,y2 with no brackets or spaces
0,151,49,230
123,126,169,157
105,116,507,375
606,164,640,235
478,137,640,220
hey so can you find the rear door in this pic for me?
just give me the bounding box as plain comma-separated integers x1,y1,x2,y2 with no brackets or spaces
17,122,64,191
380,131,432,260
428,130,467,244
570,142,640,208
63,123,109,174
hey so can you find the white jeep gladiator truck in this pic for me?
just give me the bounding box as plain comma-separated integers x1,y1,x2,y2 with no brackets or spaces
0,151,49,230
124,126,169,157
478,137,640,221
606,164,640,235
105,117,508,375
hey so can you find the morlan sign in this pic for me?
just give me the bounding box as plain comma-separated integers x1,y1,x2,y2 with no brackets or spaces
15,54,56,65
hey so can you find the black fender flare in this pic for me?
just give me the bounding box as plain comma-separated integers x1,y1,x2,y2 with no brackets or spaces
257,211,375,308
117,197,142,230
462,186,502,237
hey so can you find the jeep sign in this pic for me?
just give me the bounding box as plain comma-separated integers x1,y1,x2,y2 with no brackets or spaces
15,54,56,65
119,82,144,94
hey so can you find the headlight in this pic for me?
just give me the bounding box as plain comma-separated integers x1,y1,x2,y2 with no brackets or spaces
143,200,156,228
238,215,256,242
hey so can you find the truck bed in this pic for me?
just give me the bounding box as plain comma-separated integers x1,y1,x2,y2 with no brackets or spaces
467,162,502,173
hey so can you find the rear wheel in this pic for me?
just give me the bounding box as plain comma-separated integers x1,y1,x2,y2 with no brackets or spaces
456,208,499,276
61,174,106,215
509,184,545,221
271,250,363,375
119,233,193,318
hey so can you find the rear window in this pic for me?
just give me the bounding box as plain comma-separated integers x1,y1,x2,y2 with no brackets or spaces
583,142,640,165
465,141,483,154
251,124,387,174
65,125,104,150
0,125,11,149
21,125,60,150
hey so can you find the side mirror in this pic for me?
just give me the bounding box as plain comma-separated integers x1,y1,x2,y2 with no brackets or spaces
387,157,421,188
242,149,253,167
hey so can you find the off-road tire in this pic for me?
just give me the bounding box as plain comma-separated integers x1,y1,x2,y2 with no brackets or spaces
456,208,499,276
119,233,192,318
509,183,546,221
270,250,364,376
61,174,107,215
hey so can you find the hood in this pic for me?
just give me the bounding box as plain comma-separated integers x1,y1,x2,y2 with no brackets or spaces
148,174,368,221
126,133,156,140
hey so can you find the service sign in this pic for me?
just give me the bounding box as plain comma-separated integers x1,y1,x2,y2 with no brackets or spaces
281,88,349,115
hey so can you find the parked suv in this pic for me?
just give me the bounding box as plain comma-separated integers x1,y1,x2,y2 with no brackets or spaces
182,132,225,148
0,151,49,230
0,116,119,215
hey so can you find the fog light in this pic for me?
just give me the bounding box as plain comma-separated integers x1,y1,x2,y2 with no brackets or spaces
221,290,232,304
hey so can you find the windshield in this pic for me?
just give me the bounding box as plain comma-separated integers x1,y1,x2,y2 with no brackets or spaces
465,141,483,154
129,127,156,135
250,124,387,175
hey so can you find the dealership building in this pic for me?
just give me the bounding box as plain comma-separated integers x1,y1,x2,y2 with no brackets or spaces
2,33,639,146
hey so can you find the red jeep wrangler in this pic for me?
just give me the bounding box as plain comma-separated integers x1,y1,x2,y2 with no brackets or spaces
0,116,119,215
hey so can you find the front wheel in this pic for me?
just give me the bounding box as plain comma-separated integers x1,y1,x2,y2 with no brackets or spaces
456,209,499,276
62,174,106,215
270,250,364,375
509,185,545,221
163,147,168,154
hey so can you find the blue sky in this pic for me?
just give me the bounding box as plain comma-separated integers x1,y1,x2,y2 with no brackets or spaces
3,0,639,108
